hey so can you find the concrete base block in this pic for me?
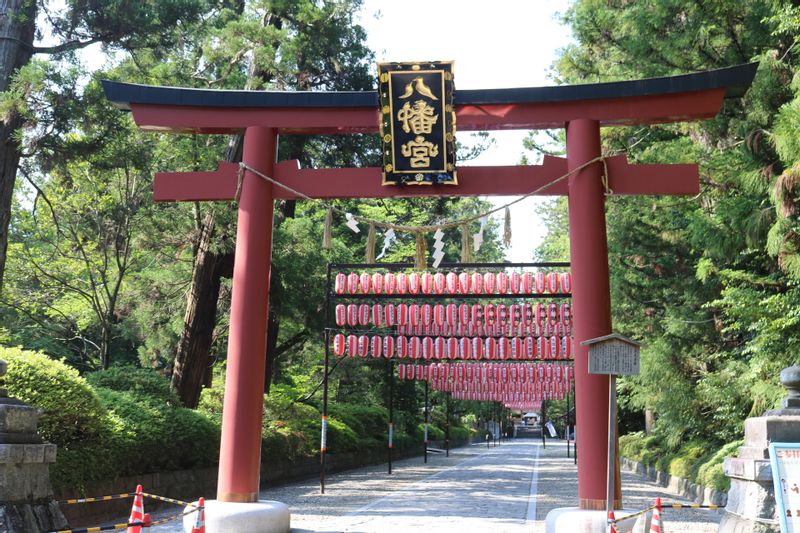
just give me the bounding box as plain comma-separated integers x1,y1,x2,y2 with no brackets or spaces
546,507,643,533
182,500,290,533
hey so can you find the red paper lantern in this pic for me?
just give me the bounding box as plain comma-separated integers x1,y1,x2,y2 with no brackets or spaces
409,304,421,327
511,337,523,360
520,272,532,293
371,336,382,358
347,272,359,294
396,336,408,358
358,304,370,326
409,273,421,295
398,365,406,380
409,336,421,359
497,272,509,294
359,273,371,295
471,272,483,294
559,272,572,293
445,304,457,327
347,335,358,357
420,272,433,295
458,272,471,294
422,337,434,360
510,271,521,294
334,273,347,295
346,304,358,327
397,303,408,326
457,303,469,326
370,272,383,295
434,337,446,360
427,304,441,327
384,272,396,294
483,272,496,294
371,304,384,327
433,272,446,295
384,304,396,327
459,337,471,360
561,336,572,358
472,337,483,360
421,304,432,325
537,337,548,359
497,337,509,360
549,336,560,359
497,304,508,326
524,336,536,359
416,365,424,380
335,304,346,326
484,303,496,326
447,337,458,360
357,335,369,357
548,303,560,325
383,336,395,358
397,273,408,294
445,272,458,294
546,272,559,294
333,334,346,356
484,337,497,359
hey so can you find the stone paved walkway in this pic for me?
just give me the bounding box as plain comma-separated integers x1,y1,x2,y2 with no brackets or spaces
148,438,722,532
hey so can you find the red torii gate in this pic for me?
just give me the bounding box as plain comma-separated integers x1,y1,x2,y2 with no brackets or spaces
103,63,755,512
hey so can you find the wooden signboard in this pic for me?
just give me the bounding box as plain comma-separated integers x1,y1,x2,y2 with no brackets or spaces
770,442,800,532
378,61,456,186
585,335,641,376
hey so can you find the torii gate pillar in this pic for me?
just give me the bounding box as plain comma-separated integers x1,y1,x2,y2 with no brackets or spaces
217,127,276,503
566,119,620,509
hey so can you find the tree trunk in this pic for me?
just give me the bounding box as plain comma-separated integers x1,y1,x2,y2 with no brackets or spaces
0,0,37,295
263,265,281,393
171,213,232,408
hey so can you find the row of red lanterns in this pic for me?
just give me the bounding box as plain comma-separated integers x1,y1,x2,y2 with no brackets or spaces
451,391,567,401
429,381,570,395
334,271,571,296
504,403,543,410
332,334,573,360
334,302,571,329
395,320,570,339
419,362,572,383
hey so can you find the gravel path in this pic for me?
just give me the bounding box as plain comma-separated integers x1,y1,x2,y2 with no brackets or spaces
147,438,722,532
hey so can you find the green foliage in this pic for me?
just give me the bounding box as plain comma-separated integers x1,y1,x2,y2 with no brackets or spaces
2,346,106,445
86,366,179,405
619,431,742,492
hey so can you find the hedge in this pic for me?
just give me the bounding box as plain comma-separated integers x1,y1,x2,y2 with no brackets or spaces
618,431,741,491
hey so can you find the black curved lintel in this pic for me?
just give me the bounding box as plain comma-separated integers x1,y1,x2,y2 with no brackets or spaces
102,62,757,111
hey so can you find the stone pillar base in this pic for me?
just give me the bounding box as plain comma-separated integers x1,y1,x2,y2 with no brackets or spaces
546,507,647,533
717,511,779,533
0,501,68,532
182,500,290,533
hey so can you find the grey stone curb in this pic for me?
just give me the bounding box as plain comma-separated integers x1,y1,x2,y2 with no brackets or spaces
620,456,727,507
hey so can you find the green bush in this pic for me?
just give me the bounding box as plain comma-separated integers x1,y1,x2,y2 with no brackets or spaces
697,440,742,491
94,388,219,474
669,440,712,480
450,426,474,441
619,432,647,462
86,366,179,405
415,422,445,442
328,403,388,441
2,346,106,446
325,417,360,453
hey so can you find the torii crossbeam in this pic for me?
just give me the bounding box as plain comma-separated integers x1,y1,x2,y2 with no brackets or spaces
103,63,756,518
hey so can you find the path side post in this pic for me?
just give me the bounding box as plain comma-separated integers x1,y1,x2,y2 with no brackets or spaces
566,118,619,510
217,126,277,502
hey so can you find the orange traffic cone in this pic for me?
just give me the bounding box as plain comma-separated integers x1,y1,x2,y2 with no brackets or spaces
190,497,206,533
609,510,620,533
127,484,145,533
649,497,664,533
142,513,151,532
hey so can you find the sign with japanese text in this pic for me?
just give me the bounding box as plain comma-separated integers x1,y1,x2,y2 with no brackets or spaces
770,442,800,532
378,61,456,186
587,339,640,376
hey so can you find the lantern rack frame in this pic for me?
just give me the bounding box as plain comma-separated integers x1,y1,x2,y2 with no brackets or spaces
319,261,576,494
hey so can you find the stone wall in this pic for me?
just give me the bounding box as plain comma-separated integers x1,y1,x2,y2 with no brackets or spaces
56,444,434,528
619,456,728,507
